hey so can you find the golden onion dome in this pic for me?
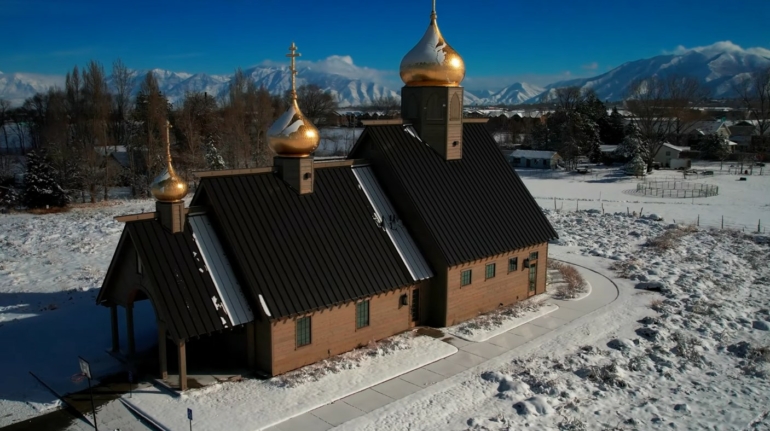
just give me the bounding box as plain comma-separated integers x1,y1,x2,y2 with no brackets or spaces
267,98,320,157
151,121,188,201
400,6,465,87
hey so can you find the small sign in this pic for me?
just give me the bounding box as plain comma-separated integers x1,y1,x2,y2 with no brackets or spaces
78,356,91,379
187,408,193,421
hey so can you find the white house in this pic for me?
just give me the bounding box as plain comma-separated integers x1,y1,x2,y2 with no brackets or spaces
654,143,691,169
509,150,561,169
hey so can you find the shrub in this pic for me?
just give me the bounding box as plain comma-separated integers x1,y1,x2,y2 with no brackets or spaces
646,225,697,251
555,263,588,299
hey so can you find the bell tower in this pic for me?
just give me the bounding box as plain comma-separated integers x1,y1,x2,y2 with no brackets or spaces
399,1,465,160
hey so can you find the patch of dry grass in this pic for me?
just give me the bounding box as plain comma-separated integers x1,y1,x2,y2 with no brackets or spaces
646,225,697,251
551,261,588,299
26,206,71,214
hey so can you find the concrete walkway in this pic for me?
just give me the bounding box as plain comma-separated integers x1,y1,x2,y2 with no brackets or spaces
265,261,618,431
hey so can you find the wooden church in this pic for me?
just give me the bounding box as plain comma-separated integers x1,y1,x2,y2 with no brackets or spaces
96,4,557,390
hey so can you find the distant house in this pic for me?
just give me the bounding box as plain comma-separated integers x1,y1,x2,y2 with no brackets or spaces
509,150,561,169
728,120,770,152
654,143,692,169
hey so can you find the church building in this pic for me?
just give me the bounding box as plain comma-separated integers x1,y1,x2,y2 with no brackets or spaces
96,4,557,390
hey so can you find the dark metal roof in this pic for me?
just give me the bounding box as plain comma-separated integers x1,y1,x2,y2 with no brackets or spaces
350,122,558,266
126,220,230,341
193,166,416,320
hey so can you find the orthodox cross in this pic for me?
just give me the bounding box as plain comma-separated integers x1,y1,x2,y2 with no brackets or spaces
286,42,301,100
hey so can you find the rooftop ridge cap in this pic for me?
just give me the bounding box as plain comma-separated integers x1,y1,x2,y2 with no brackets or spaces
194,167,274,178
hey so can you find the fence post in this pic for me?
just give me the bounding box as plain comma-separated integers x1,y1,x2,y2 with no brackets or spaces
721,216,724,229
627,207,629,215
697,215,700,226
554,197,556,211
640,207,644,217
759,220,762,234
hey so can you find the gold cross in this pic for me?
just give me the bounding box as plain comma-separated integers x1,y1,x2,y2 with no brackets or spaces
286,42,301,99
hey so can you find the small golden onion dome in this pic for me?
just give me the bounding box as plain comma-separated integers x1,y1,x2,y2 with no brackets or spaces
150,162,188,202
151,121,188,201
267,42,320,158
267,98,320,157
400,9,465,87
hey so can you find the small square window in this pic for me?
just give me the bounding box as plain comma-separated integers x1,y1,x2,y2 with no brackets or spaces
485,263,496,279
508,257,518,272
529,251,539,261
356,300,370,329
296,316,311,347
461,269,472,286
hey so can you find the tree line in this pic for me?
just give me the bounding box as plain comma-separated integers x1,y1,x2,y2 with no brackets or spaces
0,60,338,207
488,67,770,172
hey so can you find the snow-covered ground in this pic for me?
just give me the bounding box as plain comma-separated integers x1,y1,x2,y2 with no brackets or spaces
0,163,768,429
445,301,559,343
123,332,455,431
521,162,769,232
338,212,770,430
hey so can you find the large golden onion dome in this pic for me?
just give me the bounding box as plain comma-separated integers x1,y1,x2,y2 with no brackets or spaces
267,42,320,157
400,3,465,87
151,121,188,201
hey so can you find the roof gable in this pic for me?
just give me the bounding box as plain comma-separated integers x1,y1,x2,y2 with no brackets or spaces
352,123,558,266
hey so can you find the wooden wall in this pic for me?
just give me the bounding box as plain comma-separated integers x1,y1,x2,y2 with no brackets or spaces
444,242,549,326
267,284,421,375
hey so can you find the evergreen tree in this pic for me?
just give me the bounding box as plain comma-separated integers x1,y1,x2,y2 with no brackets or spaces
204,135,227,170
601,107,626,145
625,152,647,177
24,150,70,208
699,134,729,161
616,124,648,160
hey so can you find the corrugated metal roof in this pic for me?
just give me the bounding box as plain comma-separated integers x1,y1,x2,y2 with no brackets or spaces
352,165,433,281
189,214,254,327
350,123,558,266
192,167,417,319
125,220,230,341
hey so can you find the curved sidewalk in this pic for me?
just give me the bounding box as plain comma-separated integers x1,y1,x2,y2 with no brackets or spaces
266,260,619,431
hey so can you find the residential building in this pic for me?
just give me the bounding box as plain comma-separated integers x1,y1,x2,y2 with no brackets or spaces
508,150,561,169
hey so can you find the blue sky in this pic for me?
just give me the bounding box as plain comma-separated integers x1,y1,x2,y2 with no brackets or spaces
1,0,769,90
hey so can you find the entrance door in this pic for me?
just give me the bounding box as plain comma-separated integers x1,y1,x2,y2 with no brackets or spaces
528,263,537,296
410,288,420,325
526,159,531,167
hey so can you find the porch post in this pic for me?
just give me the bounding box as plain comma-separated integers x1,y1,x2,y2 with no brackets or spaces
110,305,120,352
126,303,136,356
246,322,256,369
158,322,168,380
178,340,187,391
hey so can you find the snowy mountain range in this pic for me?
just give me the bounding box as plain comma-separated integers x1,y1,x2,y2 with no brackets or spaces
1,42,768,108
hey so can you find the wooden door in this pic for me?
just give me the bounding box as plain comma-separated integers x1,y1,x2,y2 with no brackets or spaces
528,263,537,297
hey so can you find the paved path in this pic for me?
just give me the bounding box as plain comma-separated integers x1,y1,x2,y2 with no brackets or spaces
265,262,618,431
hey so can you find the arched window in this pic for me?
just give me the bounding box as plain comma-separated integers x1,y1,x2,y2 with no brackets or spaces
449,93,461,121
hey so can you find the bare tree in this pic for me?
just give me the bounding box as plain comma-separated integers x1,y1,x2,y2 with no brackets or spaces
132,71,169,195
626,75,707,171
367,95,400,116
81,60,112,202
290,84,338,125
733,66,770,150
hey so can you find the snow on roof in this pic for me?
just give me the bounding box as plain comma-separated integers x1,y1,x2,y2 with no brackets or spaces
661,143,691,152
600,145,618,153
510,150,558,159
